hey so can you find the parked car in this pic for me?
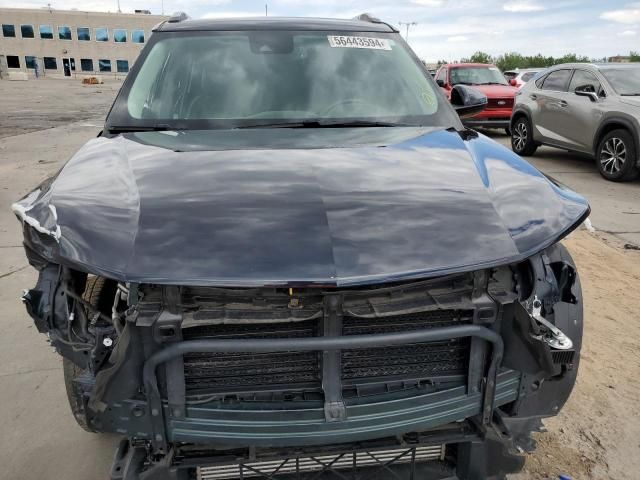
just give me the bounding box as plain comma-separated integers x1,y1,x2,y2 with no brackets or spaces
504,68,543,88
13,14,589,480
435,63,518,133
511,62,640,181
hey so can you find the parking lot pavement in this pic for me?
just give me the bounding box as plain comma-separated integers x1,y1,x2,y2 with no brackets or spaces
0,77,121,139
487,131,640,247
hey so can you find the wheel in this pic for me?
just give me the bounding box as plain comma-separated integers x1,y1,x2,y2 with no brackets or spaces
63,276,114,433
596,129,639,182
511,116,537,156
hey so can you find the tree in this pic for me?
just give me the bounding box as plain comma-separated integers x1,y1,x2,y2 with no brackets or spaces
554,53,590,65
466,51,494,64
495,52,526,71
630,51,640,62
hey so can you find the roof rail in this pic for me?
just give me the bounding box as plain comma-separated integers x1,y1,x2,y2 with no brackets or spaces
168,11,189,23
353,13,382,23
352,13,399,32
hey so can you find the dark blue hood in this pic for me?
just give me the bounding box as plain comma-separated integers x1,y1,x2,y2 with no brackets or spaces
13,127,589,286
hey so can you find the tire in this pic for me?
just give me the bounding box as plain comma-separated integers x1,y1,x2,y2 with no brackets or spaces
511,116,538,156
63,276,112,433
596,129,640,182
504,127,511,136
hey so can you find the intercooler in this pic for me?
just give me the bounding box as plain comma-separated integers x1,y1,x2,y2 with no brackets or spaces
181,309,472,398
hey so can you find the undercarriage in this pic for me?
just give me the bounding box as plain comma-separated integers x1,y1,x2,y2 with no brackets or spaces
20,244,582,480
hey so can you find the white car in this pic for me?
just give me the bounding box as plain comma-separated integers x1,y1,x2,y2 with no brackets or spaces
504,69,542,88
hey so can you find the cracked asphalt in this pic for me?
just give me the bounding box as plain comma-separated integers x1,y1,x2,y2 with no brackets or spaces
0,78,638,480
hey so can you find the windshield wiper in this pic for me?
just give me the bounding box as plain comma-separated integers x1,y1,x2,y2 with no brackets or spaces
620,93,640,96
478,82,508,86
108,125,177,134
236,120,414,129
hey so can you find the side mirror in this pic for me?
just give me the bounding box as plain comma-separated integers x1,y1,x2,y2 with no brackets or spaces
509,78,517,87
450,84,488,119
436,79,446,88
575,85,599,102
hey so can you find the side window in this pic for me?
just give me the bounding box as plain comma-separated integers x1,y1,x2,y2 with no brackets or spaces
21,25,34,38
569,70,603,96
436,68,447,84
80,59,94,71
522,72,536,82
2,24,16,37
540,69,572,92
131,29,145,43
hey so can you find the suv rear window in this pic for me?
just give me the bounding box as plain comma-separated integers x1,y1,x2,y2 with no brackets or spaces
539,69,572,92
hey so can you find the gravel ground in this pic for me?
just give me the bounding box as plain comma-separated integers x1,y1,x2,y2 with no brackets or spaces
509,230,640,480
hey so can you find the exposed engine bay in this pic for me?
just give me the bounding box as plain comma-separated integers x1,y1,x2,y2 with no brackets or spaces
20,242,582,480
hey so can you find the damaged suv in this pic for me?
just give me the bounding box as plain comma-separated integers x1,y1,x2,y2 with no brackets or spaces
13,14,589,480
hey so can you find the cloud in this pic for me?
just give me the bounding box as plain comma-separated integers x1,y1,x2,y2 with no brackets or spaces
618,30,637,36
447,35,468,42
201,11,263,18
411,0,446,6
600,8,640,24
503,1,546,13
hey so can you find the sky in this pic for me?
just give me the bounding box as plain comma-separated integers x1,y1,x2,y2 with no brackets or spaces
1,0,639,62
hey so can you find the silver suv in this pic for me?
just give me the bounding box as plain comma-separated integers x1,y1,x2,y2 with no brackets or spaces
510,63,640,182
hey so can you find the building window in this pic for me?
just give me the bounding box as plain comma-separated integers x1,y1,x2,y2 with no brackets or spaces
113,29,127,43
25,56,37,69
39,25,53,39
80,59,94,71
95,27,108,42
131,29,144,43
99,59,111,72
77,27,90,41
116,60,129,73
7,55,20,68
58,26,72,40
2,24,16,37
43,57,57,70
21,25,35,38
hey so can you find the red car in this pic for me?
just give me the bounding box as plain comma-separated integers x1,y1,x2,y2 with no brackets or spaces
435,63,517,133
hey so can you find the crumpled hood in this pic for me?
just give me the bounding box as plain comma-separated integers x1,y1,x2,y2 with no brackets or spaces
13,127,589,286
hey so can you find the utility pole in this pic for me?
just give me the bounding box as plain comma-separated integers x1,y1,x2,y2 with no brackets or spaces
265,3,268,16
398,21,418,42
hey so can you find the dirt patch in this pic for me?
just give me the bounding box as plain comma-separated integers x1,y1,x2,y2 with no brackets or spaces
516,229,640,480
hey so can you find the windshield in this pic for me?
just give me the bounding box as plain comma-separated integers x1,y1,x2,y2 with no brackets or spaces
450,66,508,86
108,30,456,130
601,67,640,96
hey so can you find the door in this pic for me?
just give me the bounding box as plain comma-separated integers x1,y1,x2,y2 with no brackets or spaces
435,68,450,98
62,58,71,77
531,69,575,148
558,69,606,153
